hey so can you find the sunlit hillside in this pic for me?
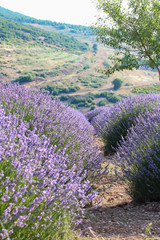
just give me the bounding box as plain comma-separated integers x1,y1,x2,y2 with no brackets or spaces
0,6,159,113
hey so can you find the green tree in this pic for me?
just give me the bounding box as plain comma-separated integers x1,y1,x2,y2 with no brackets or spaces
94,0,160,80
112,78,123,90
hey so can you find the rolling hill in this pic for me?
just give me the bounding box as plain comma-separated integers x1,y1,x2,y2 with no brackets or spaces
0,7,90,52
0,6,159,113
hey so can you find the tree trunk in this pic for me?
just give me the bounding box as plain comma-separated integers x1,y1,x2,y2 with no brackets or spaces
158,68,160,81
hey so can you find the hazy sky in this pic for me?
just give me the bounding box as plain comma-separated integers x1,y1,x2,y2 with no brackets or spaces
0,0,98,26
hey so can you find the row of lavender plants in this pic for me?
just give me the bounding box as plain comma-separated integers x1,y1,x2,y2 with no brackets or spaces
86,94,160,202
90,94,160,153
0,82,104,239
113,108,160,202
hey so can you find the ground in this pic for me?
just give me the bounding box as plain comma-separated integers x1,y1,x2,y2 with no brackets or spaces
78,152,160,240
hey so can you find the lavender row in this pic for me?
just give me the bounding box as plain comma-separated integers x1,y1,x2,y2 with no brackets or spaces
91,94,160,153
0,82,103,178
113,107,160,202
0,103,96,239
85,106,109,124
0,82,105,239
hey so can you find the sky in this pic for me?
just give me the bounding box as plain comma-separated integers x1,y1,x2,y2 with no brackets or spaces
0,0,99,26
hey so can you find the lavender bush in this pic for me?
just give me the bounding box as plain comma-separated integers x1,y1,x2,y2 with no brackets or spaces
85,106,110,124
92,94,160,153
0,83,105,239
113,108,160,202
0,105,95,239
0,82,103,178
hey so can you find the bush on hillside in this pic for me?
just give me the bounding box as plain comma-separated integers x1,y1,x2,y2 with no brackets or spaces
95,91,122,103
112,78,123,90
98,99,107,106
13,74,34,84
114,108,160,202
60,95,69,101
92,94,160,153
103,61,110,68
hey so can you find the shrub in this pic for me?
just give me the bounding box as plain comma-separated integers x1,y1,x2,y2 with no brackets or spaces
0,83,104,239
94,92,122,103
112,78,123,90
132,84,160,94
0,105,95,239
92,94,160,153
90,82,103,88
113,108,160,202
0,83,102,178
83,64,90,70
85,106,109,123
92,43,98,53
13,75,34,84
98,99,107,106
107,94,122,103
90,105,96,111
60,95,69,101
103,61,110,68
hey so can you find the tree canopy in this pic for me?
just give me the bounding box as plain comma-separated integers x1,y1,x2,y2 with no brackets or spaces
93,0,160,80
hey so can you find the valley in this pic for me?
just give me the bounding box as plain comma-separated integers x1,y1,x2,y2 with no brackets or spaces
0,5,159,114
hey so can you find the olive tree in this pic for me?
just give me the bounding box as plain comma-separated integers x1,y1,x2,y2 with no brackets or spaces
93,0,160,80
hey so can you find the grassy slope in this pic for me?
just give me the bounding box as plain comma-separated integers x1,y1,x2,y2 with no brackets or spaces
0,13,89,52
0,6,159,113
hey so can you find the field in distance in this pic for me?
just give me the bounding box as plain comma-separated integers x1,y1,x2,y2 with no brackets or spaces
0,7,159,113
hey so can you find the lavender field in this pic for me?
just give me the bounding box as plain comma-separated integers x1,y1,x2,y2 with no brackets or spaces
1,82,160,239
87,94,160,203
0,82,104,240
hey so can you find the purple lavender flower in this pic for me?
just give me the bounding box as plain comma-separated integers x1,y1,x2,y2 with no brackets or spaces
92,94,160,153
0,82,103,178
85,106,109,124
113,107,160,202
0,82,104,239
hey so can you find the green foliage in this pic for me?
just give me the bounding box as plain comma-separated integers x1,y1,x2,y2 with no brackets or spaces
60,95,69,101
90,105,96,111
95,91,122,103
0,6,93,36
70,96,95,108
132,84,160,94
92,43,98,53
0,15,89,52
103,61,110,68
90,82,103,88
144,223,157,240
83,64,91,70
112,78,123,90
78,76,105,88
13,75,34,84
98,99,107,106
94,0,160,80
43,85,80,96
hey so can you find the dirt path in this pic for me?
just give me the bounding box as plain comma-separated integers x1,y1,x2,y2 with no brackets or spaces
79,154,160,240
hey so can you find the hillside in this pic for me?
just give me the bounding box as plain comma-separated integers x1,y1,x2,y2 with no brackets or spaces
0,8,89,52
0,6,159,114
0,6,93,35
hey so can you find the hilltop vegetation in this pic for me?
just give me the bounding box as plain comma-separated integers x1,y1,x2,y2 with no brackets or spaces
0,5,159,114
0,14,89,52
0,6,93,35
